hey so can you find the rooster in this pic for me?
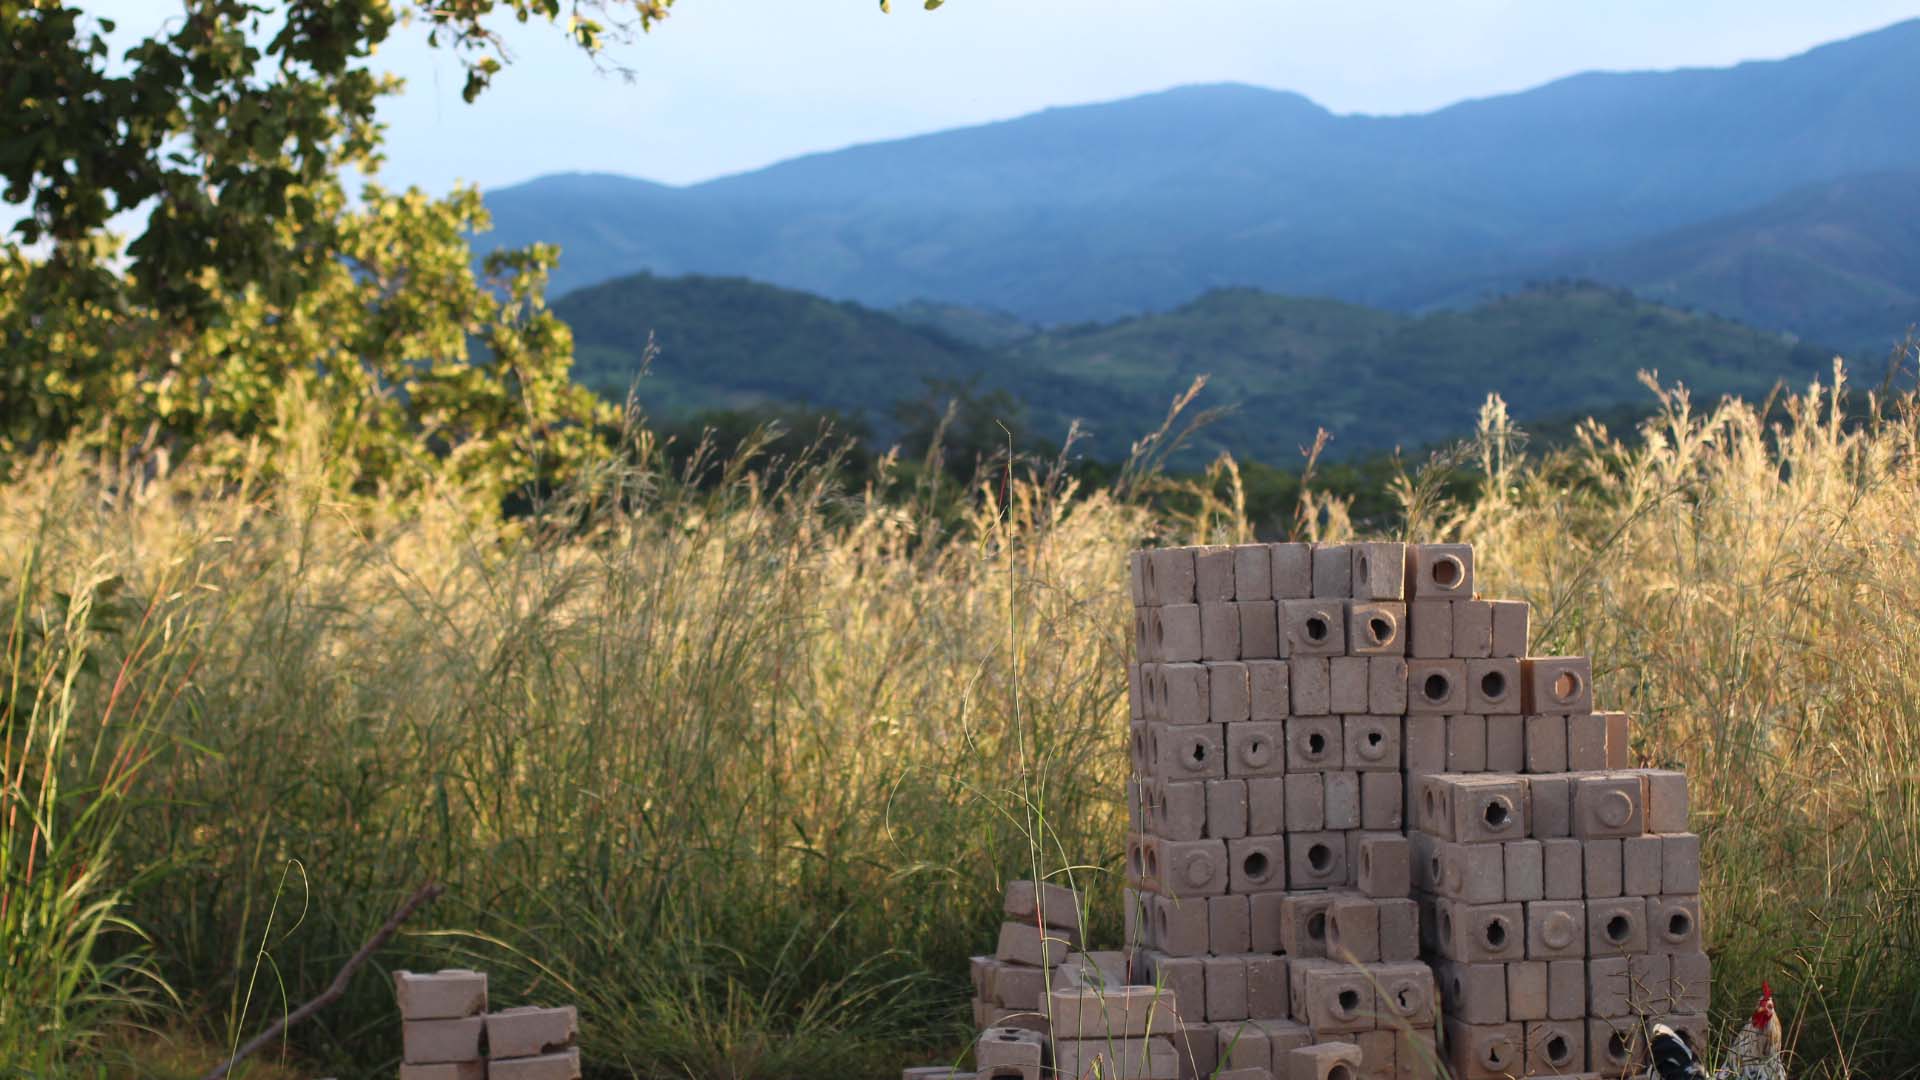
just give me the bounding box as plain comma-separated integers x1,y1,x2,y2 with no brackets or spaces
1643,984,1786,1080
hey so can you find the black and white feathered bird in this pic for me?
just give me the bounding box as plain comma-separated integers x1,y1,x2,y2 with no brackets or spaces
1645,984,1788,1080
1648,1022,1710,1080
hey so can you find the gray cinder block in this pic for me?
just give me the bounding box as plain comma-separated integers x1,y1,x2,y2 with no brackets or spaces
1523,1020,1584,1077
1521,656,1593,715
1586,896,1649,956
1407,543,1474,600
1368,657,1409,715
485,1005,577,1060
1329,657,1371,714
1147,548,1198,606
1441,1019,1521,1080
1406,660,1467,713
1524,900,1585,961
1290,657,1332,715
401,1017,484,1065
1228,835,1289,893
1344,715,1400,772
1506,959,1547,1021
486,1049,581,1080
1247,660,1290,721
1004,880,1081,932
1271,543,1313,600
1232,544,1274,601
996,921,1078,967
1310,543,1353,599
394,970,487,1021
1346,600,1406,655
1348,542,1407,601
1465,658,1521,715
976,1026,1046,1073
1286,832,1346,890
1283,599,1348,657
1195,546,1236,603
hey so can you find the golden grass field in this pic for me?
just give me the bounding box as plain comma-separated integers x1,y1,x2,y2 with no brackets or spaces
5,369,1920,1077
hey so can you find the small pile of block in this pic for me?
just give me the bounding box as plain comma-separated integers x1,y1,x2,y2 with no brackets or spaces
971,880,1088,1032
395,969,581,1079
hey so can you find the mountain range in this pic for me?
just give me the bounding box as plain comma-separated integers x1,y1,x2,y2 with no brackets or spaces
557,273,1836,463
482,19,1920,351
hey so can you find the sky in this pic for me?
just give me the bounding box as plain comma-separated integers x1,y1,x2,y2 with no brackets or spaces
51,1,1920,194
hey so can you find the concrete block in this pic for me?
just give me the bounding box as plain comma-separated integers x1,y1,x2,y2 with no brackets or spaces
1052,1036,1178,1080
1203,602,1243,662
1248,660,1291,721
1649,895,1703,954
1521,657,1593,715
1285,772,1325,832
1248,776,1286,835
1160,838,1231,897
1523,1020,1584,1077
1546,958,1585,1021
1210,895,1252,955
1074,950,1133,989
1290,657,1332,715
1408,600,1453,659
1525,900,1586,961
394,970,487,1021
1634,769,1690,834
1528,775,1573,839
1209,779,1250,839
1436,959,1506,1024
1504,840,1544,902
1327,895,1381,963
1361,772,1403,831
1250,892,1287,953
1130,662,1146,721
1573,772,1646,839
1465,658,1521,715
486,1006,577,1060
1196,546,1236,603
1566,713,1607,771
1429,839,1505,904
1163,663,1211,725
1130,778,1145,832
1375,962,1438,1026
994,962,1044,1009
1246,954,1290,1018
1449,775,1529,844
1154,723,1227,780
1586,956,1646,1019
486,1049,581,1080
1287,832,1347,890
1347,601,1407,656
1147,548,1198,606
1344,716,1400,772
1410,773,1454,840
1295,960,1376,1035
1484,716,1524,773
1603,712,1632,769
1587,1016,1647,1076
1136,606,1159,662
1661,834,1702,894
1669,950,1711,1014
1445,715,1487,772
1272,543,1313,600
1522,715,1568,773
1356,836,1410,899
1433,899,1525,963
1350,542,1408,601
1240,601,1281,660
1622,836,1662,897
395,1063,485,1080
1157,605,1204,663
1489,600,1529,658
1005,880,1081,931
1402,715,1446,776
1153,895,1211,957
1208,663,1250,724
1541,838,1585,901
1330,657,1371,713
1157,780,1207,841
1170,1020,1219,1080
1356,1029,1397,1080
1379,898,1420,961
1286,716,1343,772
1133,724,1154,777
1369,656,1410,715
997,921,1078,967
1451,600,1493,659
1230,544,1274,601
1284,599,1347,657
1278,892,1335,957
1506,960,1547,1021
1311,543,1353,599
1583,839,1623,898
1407,543,1474,599
1146,951,1207,1022
1407,660,1467,713
1204,955,1250,1021
1229,835,1289,893
971,955,997,999
1441,1019,1522,1080
1214,1020,1270,1073
1586,896,1649,956
1227,722,1288,780
1325,771,1362,831
402,1017,485,1065
1288,1039,1364,1080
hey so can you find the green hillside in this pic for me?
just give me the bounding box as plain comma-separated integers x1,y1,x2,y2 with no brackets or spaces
558,274,1843,463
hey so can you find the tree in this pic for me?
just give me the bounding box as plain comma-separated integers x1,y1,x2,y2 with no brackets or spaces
0,1,686,500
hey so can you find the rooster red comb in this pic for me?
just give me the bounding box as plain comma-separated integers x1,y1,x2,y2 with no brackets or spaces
1751,981,1776,1029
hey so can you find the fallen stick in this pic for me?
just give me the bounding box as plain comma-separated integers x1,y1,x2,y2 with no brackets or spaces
204,880,445,1080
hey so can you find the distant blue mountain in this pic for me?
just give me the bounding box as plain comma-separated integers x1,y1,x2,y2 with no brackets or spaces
481,19,1920,345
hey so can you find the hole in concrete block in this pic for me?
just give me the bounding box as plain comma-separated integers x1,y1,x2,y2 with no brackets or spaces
1306,614,1329,642
1307,843,1333,873
1327,1066,1354,1080
1431,555,1462,588
1188,739,1208,765
1396,984,1418,1013
1483,797,1512,830
1668,911,1692,939
1546,1035,1571,1066
1422,788,1438,822
1368,615,1393,645
1439,907,1455,941
1422,672,1452,703
1606,913,1631,943
1480,670,1506,699
1361,847,1372,874
1367,730,1384,747
1606,1032,1629,1062
1336,988,1360,1015
1308,732,1327,756
1483,917,1508,950
1485,1041,1507,1068
1553,671,1582,701
1307,911,1326,941
1243,851,1270,881
1357,553,1370,582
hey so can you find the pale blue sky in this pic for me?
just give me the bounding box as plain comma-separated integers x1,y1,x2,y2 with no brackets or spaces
57,2,1920,192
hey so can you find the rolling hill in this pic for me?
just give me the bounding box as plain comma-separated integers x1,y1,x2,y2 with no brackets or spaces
557,273,1841,463
482,19,1920,349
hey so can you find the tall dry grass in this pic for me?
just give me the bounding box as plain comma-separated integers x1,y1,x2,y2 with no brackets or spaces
3,366,1918,1077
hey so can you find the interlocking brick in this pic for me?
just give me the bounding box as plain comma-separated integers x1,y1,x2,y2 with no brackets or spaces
1349,542,1407,601
1325,771,1361,831
1441,1019,1522,1080
1464,658,1521,714
1005,880,1081,931
1247,776,1286,835
1661,833,1702,894
1277,893,1336,958
1046,985,1181,1038
1649,894,1703,954
1361,772,1403,831
1506,960,1547,1021
1445,715,1487,772
1503,839,1544,902
1524,900,1586,961
1344,715,1401,771
1246,954,1290,1019
1311,543,1353,599
1290,657,1332,715
1283,599,1348,657
1196,546,1236,603
1566,713,1607,771
1379,897,1420,962
1287,1039,1364,1080
1433,899,1525,963
1326,895,1381,963
1435,960,1506,1024
1052,1036,1178,1080
1248,660,1290,721
1541,837,1584,900
395,970,487,1021
1285,772,1325,832
1152,896,1210,957
1375,962,1438,1026
1527,775,1573,838
1450,600,1494,658
1522,656,1593,714
1408,544,1474,599
1229,835,1289,893
1489,599,1529,658
486,1006,577,1061
487,1049,581,1080
1157,605,1203,662
1636,768,1691,834
1202,602,1242,661
402,1017,484,1065
1204,955,1250,1021
1271,543,1312,600
1227,721,1287,779
1286,716,1343,772
1153,723,1227,780
1407,659,1467,713
1330,657,1371,713
1484,716,1524,773
1522,715,1568,773
1347,601,1407,655
1408,600,1454,659
1623,835,1663,896
1287,832,1347,890
1604,711,1632,768
1402,715,1446,776
1428,839,1504,904
1293,959,1375,1035
1573,772,1646,839
1232,544,1274,601
1586,896,1649,956
1238,601,1280,660
1524,1020,1584,1077
1147,548,1198,605
1368,656,1409,715
1209,895,1252,955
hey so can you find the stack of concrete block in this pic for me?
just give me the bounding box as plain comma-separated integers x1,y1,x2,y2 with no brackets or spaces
972,880,1085,1032
395,970,582,1079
